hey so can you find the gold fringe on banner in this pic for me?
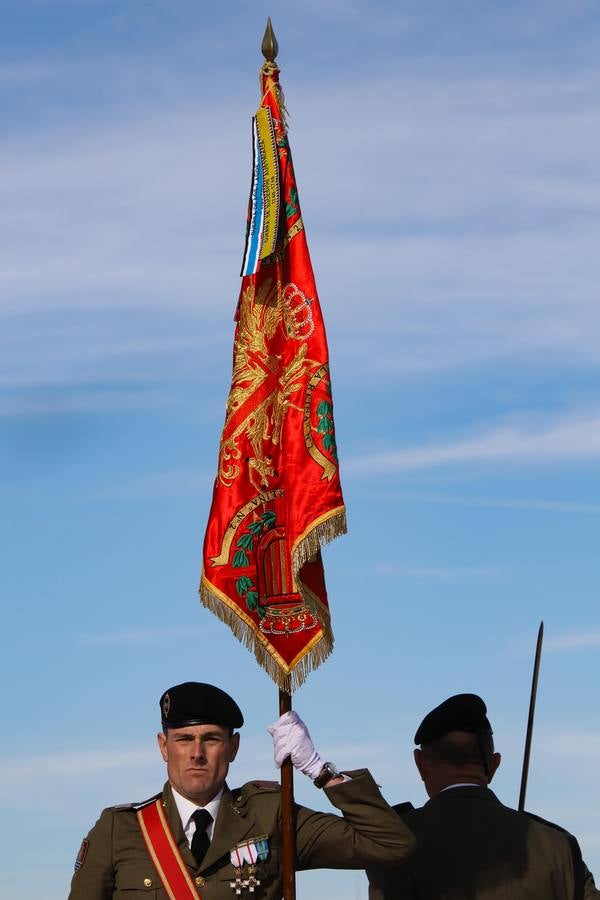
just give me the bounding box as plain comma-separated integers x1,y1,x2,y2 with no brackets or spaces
199,506,346,692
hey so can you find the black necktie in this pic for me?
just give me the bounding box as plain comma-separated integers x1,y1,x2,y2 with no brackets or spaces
190,809,213,866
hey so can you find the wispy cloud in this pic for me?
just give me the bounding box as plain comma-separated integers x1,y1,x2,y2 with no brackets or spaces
545,631,600,652
80,625,207,645
0,388,174,418
347,411,600,473
3,60,600,393
0,61,60,87
373,563,507,580
543,730,600,757
386,491,600,515
84,467,213,501
0,746,157,780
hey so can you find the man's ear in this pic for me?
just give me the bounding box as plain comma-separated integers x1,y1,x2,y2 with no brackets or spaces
229,732,240,763
414,748,427,782
157,731,168,762
487,751,501,783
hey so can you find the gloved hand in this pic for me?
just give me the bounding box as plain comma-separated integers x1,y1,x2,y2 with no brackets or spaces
267,710,324,779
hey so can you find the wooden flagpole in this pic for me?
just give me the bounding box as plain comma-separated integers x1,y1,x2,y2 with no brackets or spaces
261,20,297,900
279,687,297,900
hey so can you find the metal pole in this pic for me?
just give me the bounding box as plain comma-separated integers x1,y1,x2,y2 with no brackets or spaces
518,620,544,811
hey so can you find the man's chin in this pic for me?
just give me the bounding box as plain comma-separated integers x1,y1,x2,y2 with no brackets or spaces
183,777,215,798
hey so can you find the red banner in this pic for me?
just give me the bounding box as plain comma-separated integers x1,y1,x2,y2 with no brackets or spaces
200,61,346,691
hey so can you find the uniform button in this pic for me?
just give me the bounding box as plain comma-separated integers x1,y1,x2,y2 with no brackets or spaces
143,877,153,887
195,876,206,887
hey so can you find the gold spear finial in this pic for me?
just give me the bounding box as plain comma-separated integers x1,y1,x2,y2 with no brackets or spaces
261,17,278,62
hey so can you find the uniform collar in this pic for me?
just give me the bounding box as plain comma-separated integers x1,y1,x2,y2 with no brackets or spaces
430,785,500,804
162,781,257,873
440,782,483,792
171,785,224,839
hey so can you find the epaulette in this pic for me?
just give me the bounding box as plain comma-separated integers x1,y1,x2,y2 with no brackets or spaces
393,802,415,815
231,780,280,807
113,793,162,812
249,780,280,792
524,814,584,900
523,811,571,836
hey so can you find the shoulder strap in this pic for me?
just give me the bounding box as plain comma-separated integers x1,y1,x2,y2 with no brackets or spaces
137,799,202,899
525,812,584,900
393,802,415,814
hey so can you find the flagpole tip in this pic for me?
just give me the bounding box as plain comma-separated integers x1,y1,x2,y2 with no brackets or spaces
261,17,278,62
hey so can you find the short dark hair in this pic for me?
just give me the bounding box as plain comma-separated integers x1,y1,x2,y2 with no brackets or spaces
421,731,494,768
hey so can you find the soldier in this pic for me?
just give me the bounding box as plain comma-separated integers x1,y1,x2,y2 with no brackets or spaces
367,693,600,900
69,681,415,899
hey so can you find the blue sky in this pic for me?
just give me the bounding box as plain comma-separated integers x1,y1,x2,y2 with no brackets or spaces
2,1,600,897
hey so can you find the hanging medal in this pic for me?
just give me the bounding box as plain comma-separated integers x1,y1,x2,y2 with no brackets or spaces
229,865,244,895
229,836,270,893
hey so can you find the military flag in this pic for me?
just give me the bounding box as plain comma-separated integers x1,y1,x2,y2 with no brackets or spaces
200,31,346,692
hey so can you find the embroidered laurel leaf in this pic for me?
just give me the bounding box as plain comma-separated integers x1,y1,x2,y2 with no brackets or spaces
316,400,330,416
245,590,258,610
316,418,329,434
232,549,250,568
247,520,264,535
236,532,255,550
261,510,276,529
236,576,253,594
323,433,335,451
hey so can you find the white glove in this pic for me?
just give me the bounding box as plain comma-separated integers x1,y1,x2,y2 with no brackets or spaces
267,710,324,779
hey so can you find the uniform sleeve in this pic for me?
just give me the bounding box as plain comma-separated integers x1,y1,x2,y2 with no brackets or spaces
68,808,115,900
583,861,600,899
294,769,415,870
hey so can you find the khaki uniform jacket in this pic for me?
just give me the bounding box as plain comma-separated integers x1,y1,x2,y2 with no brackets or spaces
69,770,415,899
367,786,599,900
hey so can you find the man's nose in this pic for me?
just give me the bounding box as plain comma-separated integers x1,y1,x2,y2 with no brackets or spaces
191,740,206,760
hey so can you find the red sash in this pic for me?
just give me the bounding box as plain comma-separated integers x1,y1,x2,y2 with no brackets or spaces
137,799,202,899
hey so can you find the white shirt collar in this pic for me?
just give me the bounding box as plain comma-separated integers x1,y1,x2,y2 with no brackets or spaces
171,785,224,843
440,782,482,792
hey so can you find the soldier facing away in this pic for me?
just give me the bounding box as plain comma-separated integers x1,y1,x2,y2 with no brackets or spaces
367,693,599,900
69,681,415,899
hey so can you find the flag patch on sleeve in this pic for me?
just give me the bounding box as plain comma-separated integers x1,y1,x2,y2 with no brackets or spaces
74,839,89,872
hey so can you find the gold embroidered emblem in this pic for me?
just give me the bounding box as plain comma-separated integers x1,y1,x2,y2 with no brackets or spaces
218,278,318,491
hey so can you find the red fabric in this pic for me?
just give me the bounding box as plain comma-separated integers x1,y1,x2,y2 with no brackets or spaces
137,801,201,898
201,65,345,687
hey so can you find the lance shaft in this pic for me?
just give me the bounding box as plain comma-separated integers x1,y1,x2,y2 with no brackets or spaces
279,688,297,900
518,620,544,812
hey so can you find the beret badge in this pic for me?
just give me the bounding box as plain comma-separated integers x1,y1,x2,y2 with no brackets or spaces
162,692,171,718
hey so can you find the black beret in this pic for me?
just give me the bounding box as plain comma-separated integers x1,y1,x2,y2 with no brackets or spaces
415,693,492,745
160,682,243,729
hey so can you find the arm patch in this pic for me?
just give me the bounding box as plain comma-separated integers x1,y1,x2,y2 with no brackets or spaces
74,838,89,872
